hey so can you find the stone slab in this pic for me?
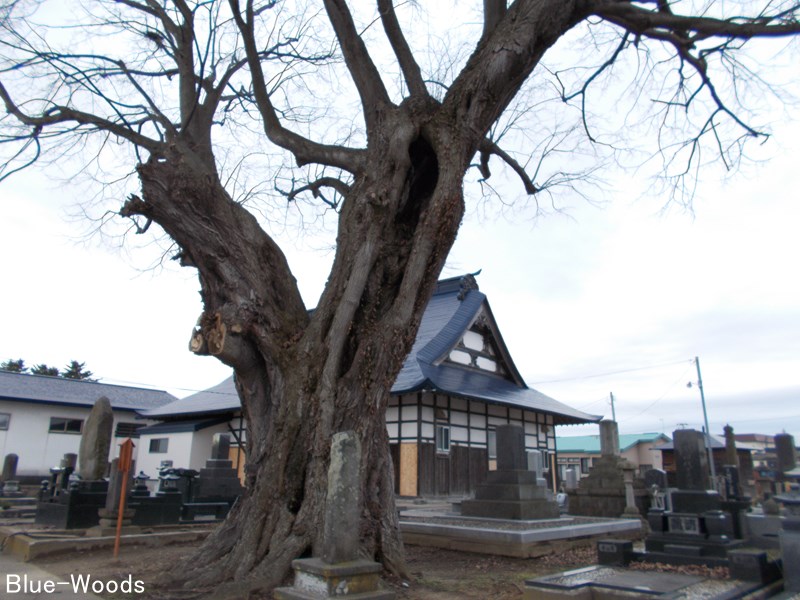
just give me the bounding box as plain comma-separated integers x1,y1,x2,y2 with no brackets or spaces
1,528,211,561
524,565,770,599
400,515,642,558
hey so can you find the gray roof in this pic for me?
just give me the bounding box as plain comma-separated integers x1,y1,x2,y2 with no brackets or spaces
141,376,239,418
0,371,177,412
142,275,601,425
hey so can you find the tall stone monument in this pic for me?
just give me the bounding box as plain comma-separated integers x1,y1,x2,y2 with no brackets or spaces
79,396,114,480
274,431,395,600
568,420,645,518
645,429,744,558
461,424,559,519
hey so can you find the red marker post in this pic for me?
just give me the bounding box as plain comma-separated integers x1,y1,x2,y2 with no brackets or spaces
114,438,135,559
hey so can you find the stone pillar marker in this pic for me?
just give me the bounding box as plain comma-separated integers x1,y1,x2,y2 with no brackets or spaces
87,457,140,537
2,453,18,482
600,420,620,457
321,431,361,564
274,431,395,600
79,396,114,480
723,424,740,469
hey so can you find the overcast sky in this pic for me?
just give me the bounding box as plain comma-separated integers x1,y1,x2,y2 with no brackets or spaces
1,4,798,442
3,122,798,441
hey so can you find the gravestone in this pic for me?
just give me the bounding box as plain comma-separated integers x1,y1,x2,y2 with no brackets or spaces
186,434,243,519
1,453,18,483
35,452,107,529
568,420,647,519
275,431,395,599
645,429,744,559
461,424,559,520
564,468,578,491
87,457,140,537
78,396,114,480
527,449,549,489
775,433,800,592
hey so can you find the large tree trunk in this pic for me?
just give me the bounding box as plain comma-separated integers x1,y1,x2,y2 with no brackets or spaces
124,115,467,594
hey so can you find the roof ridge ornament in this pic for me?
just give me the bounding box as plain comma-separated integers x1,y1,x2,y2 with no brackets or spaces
457,272,480,300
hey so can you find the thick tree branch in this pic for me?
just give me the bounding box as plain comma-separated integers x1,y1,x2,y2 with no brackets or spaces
278,176,350,209
593,1,800,41
323,0,392,130
483,0,507,39
229,0,365,172
377,0,428,98
476,138,537,194
0,80,162,152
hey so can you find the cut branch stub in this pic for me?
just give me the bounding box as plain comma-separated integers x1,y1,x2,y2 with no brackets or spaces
206,313,227,356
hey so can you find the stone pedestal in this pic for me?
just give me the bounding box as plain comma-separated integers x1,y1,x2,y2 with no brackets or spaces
462,425,559,520
274,559,395,600
85,508,141,537
275,432,395,599
568,424,648,519
461,470,559,519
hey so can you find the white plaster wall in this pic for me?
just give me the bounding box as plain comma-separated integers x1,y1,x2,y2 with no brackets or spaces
0,400,153,477
188,423,230,470
136,431,194,478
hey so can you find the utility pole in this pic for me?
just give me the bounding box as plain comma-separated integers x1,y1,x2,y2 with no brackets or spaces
694,356,717,486
610,392,617,422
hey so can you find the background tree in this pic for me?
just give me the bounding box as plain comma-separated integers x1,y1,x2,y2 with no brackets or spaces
2,0,799,594
0,358,26,373
61,360,95,381
30,363,60,377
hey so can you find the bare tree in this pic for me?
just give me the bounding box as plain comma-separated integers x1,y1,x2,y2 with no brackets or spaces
2,0,799,593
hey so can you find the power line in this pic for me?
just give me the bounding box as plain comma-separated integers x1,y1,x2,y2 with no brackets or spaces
531,358,692,385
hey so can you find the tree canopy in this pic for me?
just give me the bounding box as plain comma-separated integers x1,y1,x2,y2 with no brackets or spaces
1,0,799,594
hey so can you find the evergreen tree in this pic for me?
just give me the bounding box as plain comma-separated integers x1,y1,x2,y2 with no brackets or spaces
61,360,95,381
30,364,60,377
0,358,26,373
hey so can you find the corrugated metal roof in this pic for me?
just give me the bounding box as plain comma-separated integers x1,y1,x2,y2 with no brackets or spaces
142,274,601,425
0,371,177,411
557,433,671,453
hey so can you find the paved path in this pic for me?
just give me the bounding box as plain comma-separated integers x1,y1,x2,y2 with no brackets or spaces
0,553,103,599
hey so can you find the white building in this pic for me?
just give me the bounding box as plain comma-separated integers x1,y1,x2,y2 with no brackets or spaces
0,371,176,479
137,275,601,496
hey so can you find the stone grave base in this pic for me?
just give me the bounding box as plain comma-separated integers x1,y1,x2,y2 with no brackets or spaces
399,508,642,558
274,558,395,599
524,565,778,599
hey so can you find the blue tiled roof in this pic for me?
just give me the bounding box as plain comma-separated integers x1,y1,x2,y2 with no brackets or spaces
0,371,177,412
142,275,601,425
